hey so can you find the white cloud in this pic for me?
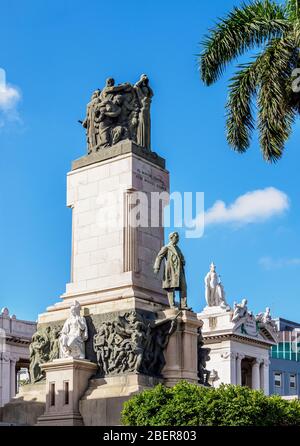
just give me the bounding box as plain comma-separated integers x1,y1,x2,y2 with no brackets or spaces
203,187,289,226
0,68,21,125
259,257,300,270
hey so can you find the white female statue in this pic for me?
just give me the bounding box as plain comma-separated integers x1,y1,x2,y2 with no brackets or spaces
204,263,229,309
59,301,88,360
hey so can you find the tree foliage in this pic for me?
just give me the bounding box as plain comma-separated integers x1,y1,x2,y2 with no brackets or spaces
199,0,300,162
121,381,300,426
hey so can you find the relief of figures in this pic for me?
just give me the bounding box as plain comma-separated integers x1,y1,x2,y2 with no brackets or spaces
29,325,61,383
80,75,153,153
93,311,177,378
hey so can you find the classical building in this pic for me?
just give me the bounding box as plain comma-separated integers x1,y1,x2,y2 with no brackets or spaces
0,307,36,408
269,318,300,398
198,264,278,395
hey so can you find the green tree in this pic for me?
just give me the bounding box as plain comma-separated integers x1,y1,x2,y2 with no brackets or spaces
199,0,300,162
121,381,300,426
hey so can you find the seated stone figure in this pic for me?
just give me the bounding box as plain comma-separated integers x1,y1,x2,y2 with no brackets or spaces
232,298,248,323
256,307,278,331
59,301,88,360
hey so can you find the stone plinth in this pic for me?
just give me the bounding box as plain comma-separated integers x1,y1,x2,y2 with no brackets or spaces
80,374,161,426
39,140,170,325
0,382,46,426
162,310,202,386
37,358,97,426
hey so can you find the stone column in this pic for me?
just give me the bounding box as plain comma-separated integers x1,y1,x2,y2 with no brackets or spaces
221,351,237,385
236,354,245,386
252,358,261,390
10,356,18,399
261,359,270,395
1,353,11,406
123,189,138,273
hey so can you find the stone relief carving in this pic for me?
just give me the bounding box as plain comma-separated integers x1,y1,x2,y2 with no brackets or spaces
59,301,88,360
231,299,259,336
29,324,62,383
204,263,230,310
93,310,177,377
80,75,153,153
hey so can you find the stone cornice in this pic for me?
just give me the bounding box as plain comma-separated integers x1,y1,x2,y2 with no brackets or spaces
203,332,276,348
5,335,32,346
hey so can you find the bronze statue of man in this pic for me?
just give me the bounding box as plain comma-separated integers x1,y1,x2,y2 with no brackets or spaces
154,232,189,310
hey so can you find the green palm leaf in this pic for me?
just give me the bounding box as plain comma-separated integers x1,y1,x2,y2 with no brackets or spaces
199,0,300,162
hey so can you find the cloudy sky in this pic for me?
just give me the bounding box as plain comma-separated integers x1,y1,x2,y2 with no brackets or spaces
0,0,300,321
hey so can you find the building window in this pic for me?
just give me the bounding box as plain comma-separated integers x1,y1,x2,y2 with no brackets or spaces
290,374,297,390
274,372,282,388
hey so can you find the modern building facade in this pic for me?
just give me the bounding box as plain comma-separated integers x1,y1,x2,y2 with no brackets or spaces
0,307,36,407
269,318,300,397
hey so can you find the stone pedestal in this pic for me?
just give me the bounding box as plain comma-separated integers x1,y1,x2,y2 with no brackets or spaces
80,374,161,426
0,382,46,426
37,358,97,426
162,310,202,386
39,141,170,327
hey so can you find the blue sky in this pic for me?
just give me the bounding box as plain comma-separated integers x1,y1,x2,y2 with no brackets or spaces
0,0,300,322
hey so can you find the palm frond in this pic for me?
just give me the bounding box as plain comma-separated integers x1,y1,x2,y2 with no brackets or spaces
200,0,289,85
286,0,300,20
258,37,298,161
226,60,260,152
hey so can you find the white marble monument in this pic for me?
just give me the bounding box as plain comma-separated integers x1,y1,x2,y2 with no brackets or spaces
198,264,278,395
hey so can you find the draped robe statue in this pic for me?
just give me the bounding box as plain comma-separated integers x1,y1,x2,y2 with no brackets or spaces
204,263,228,309
59,301,88,360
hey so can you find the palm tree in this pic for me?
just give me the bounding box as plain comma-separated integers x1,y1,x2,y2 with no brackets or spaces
199,0,300,162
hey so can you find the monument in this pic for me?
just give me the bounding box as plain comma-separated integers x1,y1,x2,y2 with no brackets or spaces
0,75,204,426
198,263,278,394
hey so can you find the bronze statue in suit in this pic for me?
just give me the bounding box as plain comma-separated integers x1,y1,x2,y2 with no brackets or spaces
154,232,189,309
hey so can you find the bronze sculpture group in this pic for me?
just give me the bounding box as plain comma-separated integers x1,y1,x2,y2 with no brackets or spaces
80,75,153,153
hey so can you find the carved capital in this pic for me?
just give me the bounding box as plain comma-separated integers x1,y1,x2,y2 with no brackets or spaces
236,353,245,361
253,358,264,366
0,352,10,362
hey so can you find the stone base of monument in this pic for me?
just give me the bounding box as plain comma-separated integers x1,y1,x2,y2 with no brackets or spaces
80,373,161,426
36,358,97,426
0,382,46,425
162,309,202,386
